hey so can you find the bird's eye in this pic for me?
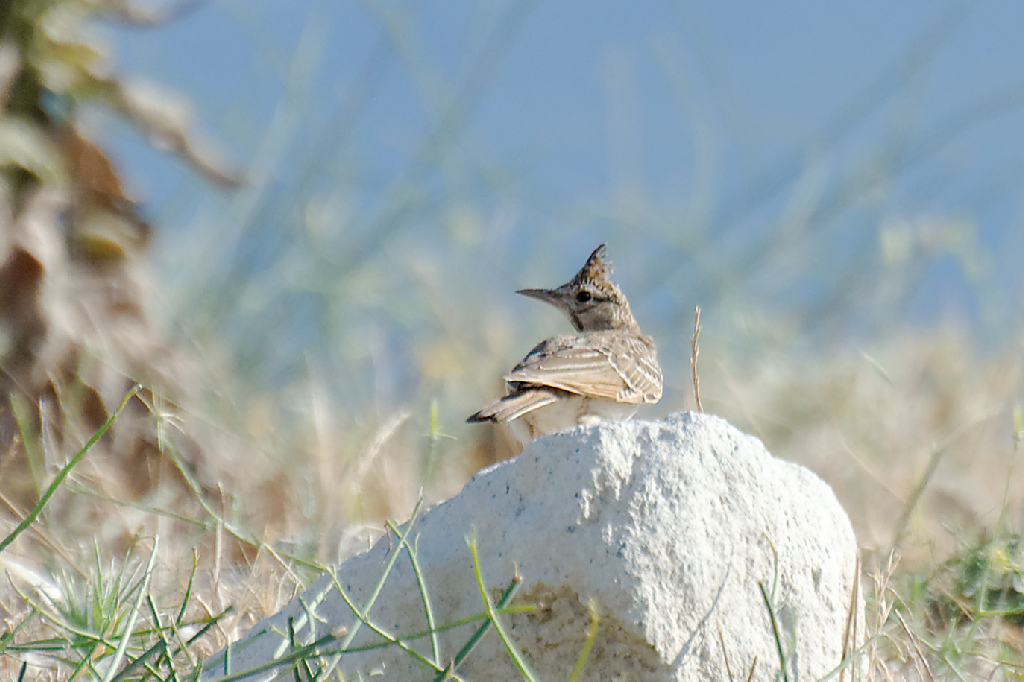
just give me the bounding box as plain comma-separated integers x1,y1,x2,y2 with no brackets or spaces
575,291,592,303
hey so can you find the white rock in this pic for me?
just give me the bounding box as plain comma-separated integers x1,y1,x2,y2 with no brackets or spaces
204,412,862,681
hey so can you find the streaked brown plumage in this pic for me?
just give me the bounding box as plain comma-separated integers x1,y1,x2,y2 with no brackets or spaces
468,244,662,444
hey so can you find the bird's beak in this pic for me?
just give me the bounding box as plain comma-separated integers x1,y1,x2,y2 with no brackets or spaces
516,287,568,312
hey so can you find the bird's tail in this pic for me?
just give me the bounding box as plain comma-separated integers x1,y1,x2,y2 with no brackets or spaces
467,389,559,423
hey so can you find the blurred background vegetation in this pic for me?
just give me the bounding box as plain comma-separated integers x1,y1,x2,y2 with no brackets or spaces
111,0,1023,554
2,0,1024,677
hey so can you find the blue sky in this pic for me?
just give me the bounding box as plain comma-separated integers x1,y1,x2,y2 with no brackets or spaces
112,1,1024,211
103,1,1024,381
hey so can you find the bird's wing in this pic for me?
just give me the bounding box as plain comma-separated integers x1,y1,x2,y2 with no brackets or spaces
504,335,662,404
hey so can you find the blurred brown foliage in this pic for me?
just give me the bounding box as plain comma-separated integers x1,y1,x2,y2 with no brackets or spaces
0,1,235,513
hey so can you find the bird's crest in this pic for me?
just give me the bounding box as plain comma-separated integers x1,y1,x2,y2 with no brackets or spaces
570,244,612,287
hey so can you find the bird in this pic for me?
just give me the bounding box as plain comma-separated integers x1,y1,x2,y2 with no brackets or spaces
467,244,662,445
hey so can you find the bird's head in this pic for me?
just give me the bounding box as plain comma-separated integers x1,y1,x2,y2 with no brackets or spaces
517,244,638,332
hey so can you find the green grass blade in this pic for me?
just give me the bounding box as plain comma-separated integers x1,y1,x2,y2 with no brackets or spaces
109,594,174,682
386,516,440,665
102,535,159,682
757,580,789,682
0,385,139,554
433,573,522,682
337,496,425,650
324,567,445,674
467,533,536,681
178,548,199,625
568,599,600,682
8,393,44,491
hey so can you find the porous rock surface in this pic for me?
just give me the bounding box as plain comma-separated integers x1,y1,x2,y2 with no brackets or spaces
204,412,862,681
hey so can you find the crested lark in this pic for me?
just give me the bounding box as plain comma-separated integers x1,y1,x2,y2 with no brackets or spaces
468,244,662,444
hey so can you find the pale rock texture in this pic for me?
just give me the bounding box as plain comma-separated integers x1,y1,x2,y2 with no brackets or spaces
204,412,862,681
